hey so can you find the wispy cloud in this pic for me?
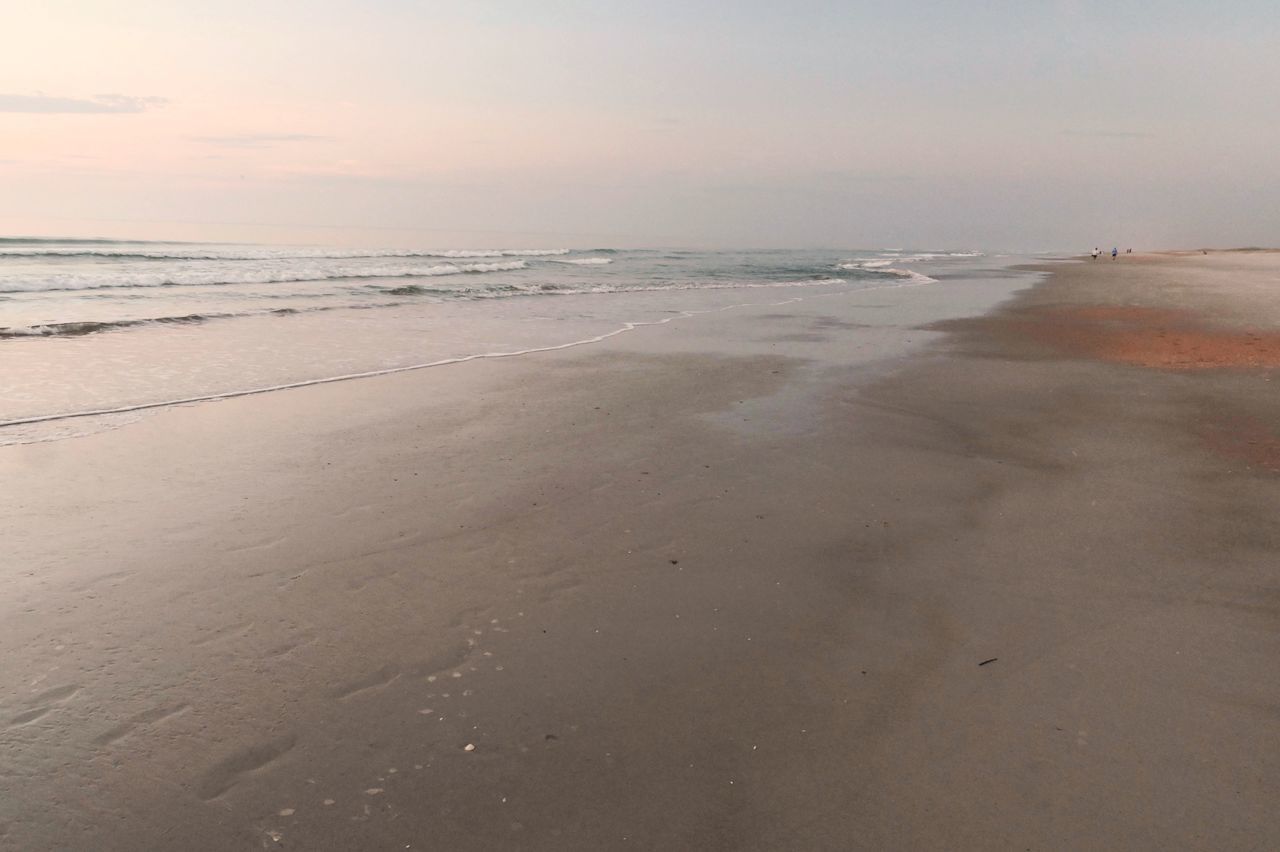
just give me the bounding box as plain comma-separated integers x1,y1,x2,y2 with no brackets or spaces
188,134,330,148
1061,130,1155,139
703,171,917,194
0,93,167,114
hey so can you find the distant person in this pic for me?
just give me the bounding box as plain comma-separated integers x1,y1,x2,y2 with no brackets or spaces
1126,248,1132,254
1091,247,1100,260
1112,247,1118,259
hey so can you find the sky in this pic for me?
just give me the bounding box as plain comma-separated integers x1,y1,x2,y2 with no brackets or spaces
1,0,1277,249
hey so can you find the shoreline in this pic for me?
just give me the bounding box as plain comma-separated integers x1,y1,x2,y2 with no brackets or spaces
0,275,939,433
1,253,1276,850
0,245,995,444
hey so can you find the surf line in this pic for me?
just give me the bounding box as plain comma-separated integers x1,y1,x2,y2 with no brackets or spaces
0,278,929,430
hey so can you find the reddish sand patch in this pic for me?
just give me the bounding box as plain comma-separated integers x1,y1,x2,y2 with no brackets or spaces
1200,415,1280,475
1011,305,1280,370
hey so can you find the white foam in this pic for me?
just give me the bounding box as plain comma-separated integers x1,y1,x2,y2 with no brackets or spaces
881,251,984,262
0,410,151,446
0,260,529,293
837,259,939,284
884,268,939,284
0,245,571,260
845,251,983,265
547,257,613,265
512,278,849,297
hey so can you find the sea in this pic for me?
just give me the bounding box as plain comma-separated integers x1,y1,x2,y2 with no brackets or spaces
0,237,1029,445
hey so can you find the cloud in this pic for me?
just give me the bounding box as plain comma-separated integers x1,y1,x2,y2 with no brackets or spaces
1061,130,1155,139
188,134,330,148
701,172,918,195
0,93,167,114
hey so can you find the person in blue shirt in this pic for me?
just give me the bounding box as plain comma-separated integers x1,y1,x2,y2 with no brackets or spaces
1111,247,1118,259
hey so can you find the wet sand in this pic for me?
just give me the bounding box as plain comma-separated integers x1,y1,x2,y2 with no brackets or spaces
1,252,1277,850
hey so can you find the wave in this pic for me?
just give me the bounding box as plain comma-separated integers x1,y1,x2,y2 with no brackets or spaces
1,313,229,338
889,252,983,262
319,276,858,301
0,260,529,294
0,303,384,339
386,284,461,296
845,251,983,264
881,268,939,284
483,278,854,297
547,257,613,265
0,280,843,337
837,261,938,284
0,272,939,340
0,245,573,261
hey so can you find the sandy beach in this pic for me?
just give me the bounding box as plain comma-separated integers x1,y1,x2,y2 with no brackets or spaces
1,252,1277,850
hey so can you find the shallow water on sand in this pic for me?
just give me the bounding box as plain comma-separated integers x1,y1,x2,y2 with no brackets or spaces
0,243,1038,444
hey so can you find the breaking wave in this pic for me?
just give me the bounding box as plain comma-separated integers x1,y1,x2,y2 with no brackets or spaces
837,261,939,284
0,260,530,294
0,244,572,261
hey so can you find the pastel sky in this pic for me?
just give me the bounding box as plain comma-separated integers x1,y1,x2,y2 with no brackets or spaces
2,0,1277,249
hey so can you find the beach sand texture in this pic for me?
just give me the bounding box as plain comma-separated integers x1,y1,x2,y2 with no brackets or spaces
1,252,1277,850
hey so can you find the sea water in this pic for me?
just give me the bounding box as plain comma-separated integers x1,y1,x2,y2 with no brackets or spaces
0,238,1024,444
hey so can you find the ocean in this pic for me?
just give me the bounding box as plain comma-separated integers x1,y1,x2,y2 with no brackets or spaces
0,238,1023,444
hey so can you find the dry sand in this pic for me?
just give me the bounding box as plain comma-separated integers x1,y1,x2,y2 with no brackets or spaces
1,252,1277,850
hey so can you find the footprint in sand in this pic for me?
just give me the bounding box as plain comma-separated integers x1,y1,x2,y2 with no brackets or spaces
192,620,255,647
331,665,401,700
195,734,298,800
93,703,191,746
7,684,81,728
